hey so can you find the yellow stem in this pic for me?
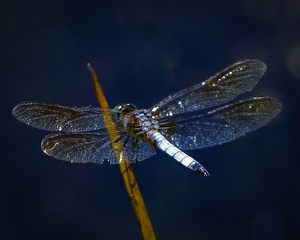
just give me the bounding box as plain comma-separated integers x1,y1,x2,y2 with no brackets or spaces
87,63,156,240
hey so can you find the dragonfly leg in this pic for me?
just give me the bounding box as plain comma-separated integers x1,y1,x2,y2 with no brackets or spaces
118,163,137,179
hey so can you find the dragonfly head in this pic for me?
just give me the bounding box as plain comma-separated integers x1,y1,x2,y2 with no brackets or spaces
112,103,137,121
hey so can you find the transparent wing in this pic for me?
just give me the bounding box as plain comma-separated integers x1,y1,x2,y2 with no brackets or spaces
12,102,112,132
41,130,156,164
151,59,266,117
115,135,156,163
161,96,281,150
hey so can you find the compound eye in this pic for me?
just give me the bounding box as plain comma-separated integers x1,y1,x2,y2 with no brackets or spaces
122,103,137,113
112,105,122,112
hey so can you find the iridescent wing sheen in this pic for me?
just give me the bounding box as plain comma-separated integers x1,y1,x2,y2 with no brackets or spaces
41,130,156,164
160,96,282,150
12,102,113,132
150,59,266,118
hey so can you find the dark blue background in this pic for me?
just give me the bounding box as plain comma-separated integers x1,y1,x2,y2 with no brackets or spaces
2,0,299,239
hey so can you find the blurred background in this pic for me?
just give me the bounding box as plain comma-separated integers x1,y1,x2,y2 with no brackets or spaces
1,0,299,239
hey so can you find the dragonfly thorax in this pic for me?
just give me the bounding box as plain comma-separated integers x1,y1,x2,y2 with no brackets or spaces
133,110,160,133
114,105,160,142
112,103,159,136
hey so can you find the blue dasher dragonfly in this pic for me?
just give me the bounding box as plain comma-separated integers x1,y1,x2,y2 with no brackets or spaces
12,59,281,176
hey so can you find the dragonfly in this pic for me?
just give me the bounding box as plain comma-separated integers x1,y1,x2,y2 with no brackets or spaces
12,59,282,176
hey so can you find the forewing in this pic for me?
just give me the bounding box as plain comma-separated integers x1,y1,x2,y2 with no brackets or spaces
163,96,282,150
12,102,112,132
151,59,266,117
41,131,156,164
